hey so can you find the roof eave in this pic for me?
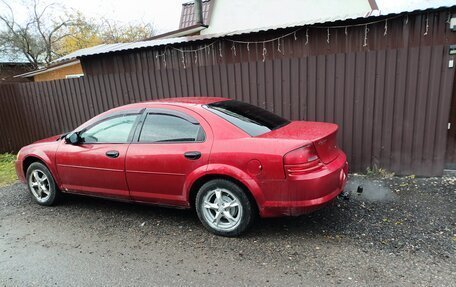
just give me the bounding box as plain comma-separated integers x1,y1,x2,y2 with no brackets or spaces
145,24,208,40
14,59,80,78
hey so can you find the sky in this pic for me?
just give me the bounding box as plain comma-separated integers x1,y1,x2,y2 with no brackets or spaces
2,0,186,34
2,0,455,35
61,0,186,33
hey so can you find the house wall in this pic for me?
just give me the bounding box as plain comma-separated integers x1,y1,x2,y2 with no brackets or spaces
33,62,84,82
201,0,372,35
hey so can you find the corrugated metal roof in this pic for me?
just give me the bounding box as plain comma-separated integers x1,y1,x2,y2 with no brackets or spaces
53,44,123,62
53,5,455,63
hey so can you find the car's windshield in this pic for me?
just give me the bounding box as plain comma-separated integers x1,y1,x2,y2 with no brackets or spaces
206,100,290,136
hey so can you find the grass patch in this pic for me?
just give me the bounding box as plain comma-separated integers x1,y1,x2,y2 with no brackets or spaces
0,153,17,187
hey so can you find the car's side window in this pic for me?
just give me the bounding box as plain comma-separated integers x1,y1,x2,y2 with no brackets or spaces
80,114,139,144
138,113,205,143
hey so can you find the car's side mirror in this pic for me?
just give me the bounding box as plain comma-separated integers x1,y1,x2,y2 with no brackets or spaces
65,132,82,145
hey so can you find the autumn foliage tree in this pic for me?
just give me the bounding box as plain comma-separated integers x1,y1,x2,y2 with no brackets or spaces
0,0,154,69
54,13,154,57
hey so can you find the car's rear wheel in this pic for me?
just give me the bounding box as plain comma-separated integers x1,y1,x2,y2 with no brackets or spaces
196,179,255,237
26,162,60,206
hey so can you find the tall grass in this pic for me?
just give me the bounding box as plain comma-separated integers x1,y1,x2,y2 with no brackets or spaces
0,153,17,187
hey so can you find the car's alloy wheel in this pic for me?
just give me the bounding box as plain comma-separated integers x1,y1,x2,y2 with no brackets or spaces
201,188,243,231
196,179,255,236
29,170,51,203
26,162,60,206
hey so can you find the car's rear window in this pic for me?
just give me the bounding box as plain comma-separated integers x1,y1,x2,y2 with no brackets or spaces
206,100,290,136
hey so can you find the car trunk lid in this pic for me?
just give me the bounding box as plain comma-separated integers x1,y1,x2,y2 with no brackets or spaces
258,121,339,164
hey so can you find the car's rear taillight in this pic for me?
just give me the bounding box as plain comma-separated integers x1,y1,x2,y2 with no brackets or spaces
284,145,319,165
284,145,323,176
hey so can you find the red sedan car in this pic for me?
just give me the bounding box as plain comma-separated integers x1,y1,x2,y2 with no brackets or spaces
16,97,347,236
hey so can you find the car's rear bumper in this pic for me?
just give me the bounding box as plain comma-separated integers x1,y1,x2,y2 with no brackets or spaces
260,150,348,217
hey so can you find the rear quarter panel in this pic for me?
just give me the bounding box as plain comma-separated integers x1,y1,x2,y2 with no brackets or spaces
192,106,313,207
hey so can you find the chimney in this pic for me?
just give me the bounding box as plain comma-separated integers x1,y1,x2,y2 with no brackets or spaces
194,0,204,26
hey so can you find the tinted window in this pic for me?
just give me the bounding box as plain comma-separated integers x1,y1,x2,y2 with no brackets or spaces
206,100,290,136
139,113,203,143
81,114,138,143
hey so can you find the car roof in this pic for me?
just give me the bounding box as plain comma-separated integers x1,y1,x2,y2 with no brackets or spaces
154,97,228,105
111,97,229,112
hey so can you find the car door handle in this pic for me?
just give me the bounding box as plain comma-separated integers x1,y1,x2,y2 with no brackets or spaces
106,150,120,158
184,151,201,160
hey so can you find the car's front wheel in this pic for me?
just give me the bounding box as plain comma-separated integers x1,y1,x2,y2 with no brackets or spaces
26,162,60,206
196,179,255,237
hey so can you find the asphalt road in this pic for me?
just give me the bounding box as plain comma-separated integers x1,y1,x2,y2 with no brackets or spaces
0,174,454,286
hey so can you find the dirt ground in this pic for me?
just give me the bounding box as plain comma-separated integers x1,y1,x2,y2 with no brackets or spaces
0,174,454,286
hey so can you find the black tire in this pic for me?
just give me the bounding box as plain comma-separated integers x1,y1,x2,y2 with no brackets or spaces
195,179,255,237
26,162,60,206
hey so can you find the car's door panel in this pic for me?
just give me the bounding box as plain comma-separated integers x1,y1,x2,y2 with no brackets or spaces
126,107,212,206
56,112,140,198
56,143,130,197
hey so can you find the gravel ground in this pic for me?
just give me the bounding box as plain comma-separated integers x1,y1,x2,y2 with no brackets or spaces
0,174,454,286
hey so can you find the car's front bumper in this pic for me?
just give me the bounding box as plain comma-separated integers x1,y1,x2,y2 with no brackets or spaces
15,160,26,183
260,151,348,217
